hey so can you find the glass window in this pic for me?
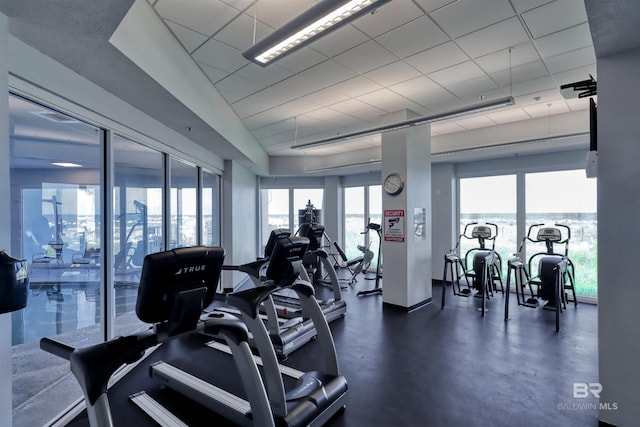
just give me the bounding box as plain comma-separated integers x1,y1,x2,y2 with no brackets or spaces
112,134,164,335
202,169,221,246
293,188,324,231
344,186,365,260
261,188,290,248
368,185,382,267
170,157,197,248
9,94,102,426
525,170,597,298
459,175,517,275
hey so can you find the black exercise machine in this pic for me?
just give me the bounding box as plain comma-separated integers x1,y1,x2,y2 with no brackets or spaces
504,224,577,332
40,238,347,426
356,221,382,297
441,222,503,315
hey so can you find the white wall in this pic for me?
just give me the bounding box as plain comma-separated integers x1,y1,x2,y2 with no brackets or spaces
0,11,12,427
597,46,640,426
222,160,259,289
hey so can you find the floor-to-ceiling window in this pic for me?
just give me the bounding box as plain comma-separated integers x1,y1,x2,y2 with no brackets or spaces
8,92,223,427
459,169,597,300
459,175,517,275
293,188,323,231
9,94,103,426
261,188,290,248
202,169,221,246
112,134,164,335
342,184,382,266
170,157,197,249
525,170,597,298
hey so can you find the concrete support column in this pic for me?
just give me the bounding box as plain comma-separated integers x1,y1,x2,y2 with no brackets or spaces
381,110,432,310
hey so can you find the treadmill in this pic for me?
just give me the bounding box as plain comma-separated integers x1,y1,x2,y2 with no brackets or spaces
40,246,275,427
40,241,347,426
151,236,348,426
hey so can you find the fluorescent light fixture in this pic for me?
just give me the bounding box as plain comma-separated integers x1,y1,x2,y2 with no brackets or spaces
431,132,589,158
51,162,82,168
291,96,515,150
243,0,392,66
305,158,381,174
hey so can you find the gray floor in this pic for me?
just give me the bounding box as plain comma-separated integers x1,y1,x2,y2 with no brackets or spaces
297,274,599,427
13,272,599,427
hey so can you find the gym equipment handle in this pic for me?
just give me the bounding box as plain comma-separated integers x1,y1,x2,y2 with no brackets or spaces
40,337,75,361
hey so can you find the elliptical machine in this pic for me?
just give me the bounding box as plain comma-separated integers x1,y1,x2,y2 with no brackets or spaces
441,222,503,315
356,220,382,297
508,224,577,308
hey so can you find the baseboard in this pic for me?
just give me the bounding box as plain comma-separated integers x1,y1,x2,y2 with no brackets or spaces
599,420,617,427
383,297,432,313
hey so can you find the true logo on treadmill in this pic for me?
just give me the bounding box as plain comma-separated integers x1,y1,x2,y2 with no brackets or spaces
175,265,206,275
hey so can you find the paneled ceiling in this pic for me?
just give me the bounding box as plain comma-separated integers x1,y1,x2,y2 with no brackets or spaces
0,0,598,173
150,0,596,156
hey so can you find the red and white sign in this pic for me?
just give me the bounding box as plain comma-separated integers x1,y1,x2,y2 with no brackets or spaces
383,209,405,242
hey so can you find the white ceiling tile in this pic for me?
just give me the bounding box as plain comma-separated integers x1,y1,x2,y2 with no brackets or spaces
411,0,457,13
164,21,208,54
565,96,593,112
251,118,296,139
330,99,386,123
220,0,253,11
375,15,449,58
352,0,425,38
333,41,398,74
486,108,531,124
192,38,247,73
534,23,593,58
198,63,231,84
428,61,486,86
431,121,467,134
405,41,469,74
545,46,596,74
446,75,499,98
299,87,351,107
510,75,556,97
490,60,550,87
475,41,541,74
456,17,529,58
330,76,384,98
234,63,293,86
308,25,370,57
357,88,427,114
522,102,570,118
522,0,588,39
429,0,515,38
514,88,559,106
274,48,328,74
509,0,553,14
364,61,422,87
155,0,240,37
297,60,358,89
553,64,597,87
453,115,498,130
215,74,265,103
215,12,273,51
389,76,458,109
252,0,316,28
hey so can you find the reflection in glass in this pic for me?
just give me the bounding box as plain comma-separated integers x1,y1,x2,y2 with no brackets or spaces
344,186,365,260
9,94,102,426
170,157,197,249
202,170,221,246
113,134,164,335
